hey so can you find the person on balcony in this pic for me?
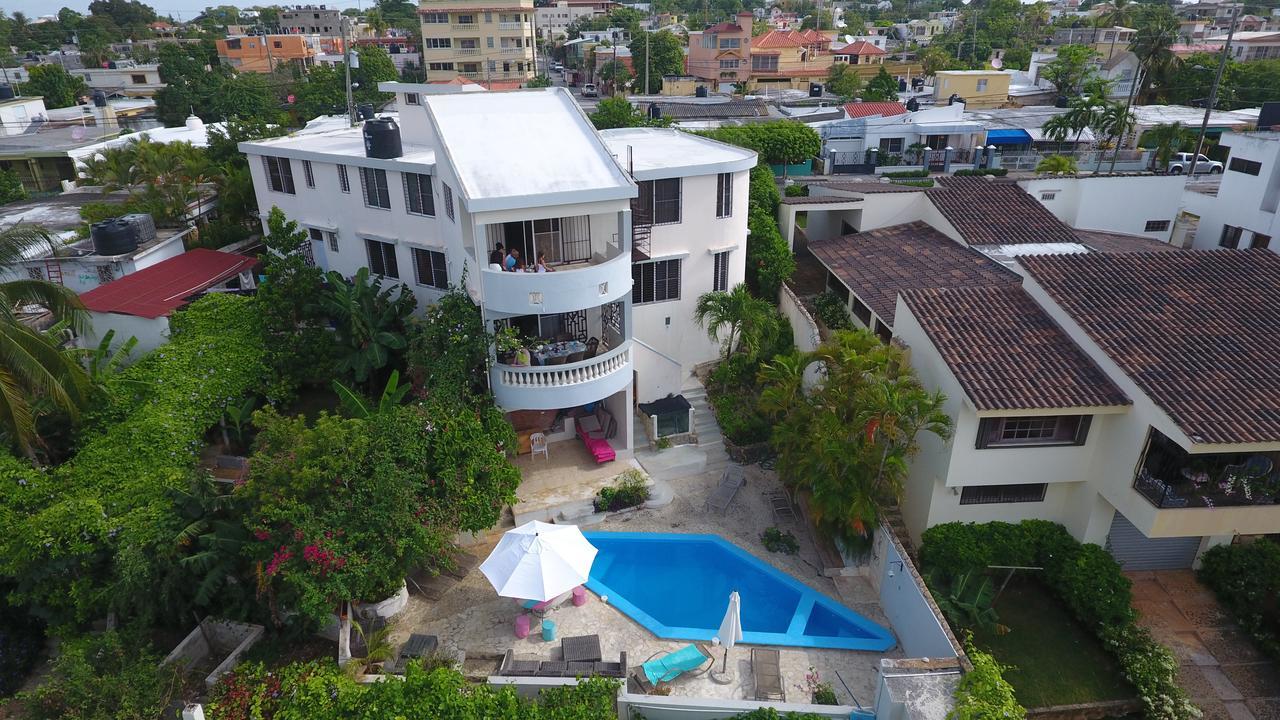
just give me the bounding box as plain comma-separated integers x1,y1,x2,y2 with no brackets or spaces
504,248,524,272
490,243,505,266
534,252,555,273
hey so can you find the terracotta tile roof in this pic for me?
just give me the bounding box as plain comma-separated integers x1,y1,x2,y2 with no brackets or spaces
926,176,1080,246
705,21,743,32
834,40,886,55
753,29,828,48
843,101,907,119
807,220,1020,324
1072,229,1182,253
902,286,1130,411
1020,249,1280,444
822,182,930,194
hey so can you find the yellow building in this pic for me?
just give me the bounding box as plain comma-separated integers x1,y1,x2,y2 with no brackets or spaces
933,70,1010,109
419,0,537,83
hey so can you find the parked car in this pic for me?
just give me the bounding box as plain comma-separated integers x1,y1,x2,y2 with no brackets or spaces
552,62,564,73
1167,152,1223,174
581,83,598,98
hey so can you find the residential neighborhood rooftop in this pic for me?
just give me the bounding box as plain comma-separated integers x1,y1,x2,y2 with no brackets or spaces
902,285,1130,411
79,248,257,318
599,127,758,180
842,101,907,119
1021,249,1280,445
808,221,1021,324
927,177,1082,246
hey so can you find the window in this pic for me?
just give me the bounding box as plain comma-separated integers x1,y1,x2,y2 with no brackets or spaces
751,55,779,71
976,78,988,91
360,167,391,209
413,248,448,288
26,266,42,281
273,40,282,49
404,92,420,106
719,37,740,48
879,137,904,154
425,38,452,48
365,239,399,278
959,483,1048,505
443,183,455,221
1229,157,1262,175
1040,191,1057,201
96,265,114,284
423,12,448,22
403,173,435,216
487,36,495,48
1251,232,1272,249
976,415,1091,448
131,73,147,84
225,38,241,49
262,156,295,194
338,165,350,193
632,259,681,304
1220,224,1244,248
428,62,455,71
638,178,681,224
719,59,740,69
310,228,340,253
713,250,730,292
851,296,872,325
302,159,315,188
458,14,475,23
1144,219,1170,232
701,35,715,48
716,172,733,218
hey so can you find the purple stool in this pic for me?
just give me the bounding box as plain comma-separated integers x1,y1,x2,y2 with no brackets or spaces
572,586,587,607
515,613,531,639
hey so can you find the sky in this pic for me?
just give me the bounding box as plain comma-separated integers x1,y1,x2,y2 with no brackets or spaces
3,0,367,21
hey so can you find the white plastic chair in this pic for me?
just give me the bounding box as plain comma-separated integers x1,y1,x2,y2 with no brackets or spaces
530,432,549,461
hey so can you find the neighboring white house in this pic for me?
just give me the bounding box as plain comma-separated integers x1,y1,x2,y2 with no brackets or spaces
72,64,165,98
2,224,192,296
0,95,48,137
791,177,1280,570
535,1,611,41
238,84,756,458
1182,130,1279,252
1017,174,1186,243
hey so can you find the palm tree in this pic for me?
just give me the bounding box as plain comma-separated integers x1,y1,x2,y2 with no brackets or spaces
1142,122,1197,171
1096,0,1134,33
1095,102,1135,173
0,224,92,458
1129,8,1179,103
365,8,389,37
1042,113,1073,155
694,284,781,363
79,145,140,191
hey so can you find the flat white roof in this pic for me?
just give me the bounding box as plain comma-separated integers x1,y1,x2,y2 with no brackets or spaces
424,87,635,211
599,127,757,181
238,114,436,173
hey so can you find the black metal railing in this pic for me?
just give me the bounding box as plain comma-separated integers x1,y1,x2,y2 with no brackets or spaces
1133,463,1280,509
631,204,652,261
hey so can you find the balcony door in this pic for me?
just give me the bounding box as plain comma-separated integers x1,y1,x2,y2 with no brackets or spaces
498,216,591,265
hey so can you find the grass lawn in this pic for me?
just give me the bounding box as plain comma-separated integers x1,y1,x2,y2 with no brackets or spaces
971,579,1135,709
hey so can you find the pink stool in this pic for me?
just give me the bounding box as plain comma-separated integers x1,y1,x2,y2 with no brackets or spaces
514,613,531,638
572,586,587,607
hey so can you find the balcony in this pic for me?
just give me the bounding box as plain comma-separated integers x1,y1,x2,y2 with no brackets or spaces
1132,428,1280,510
499,47,528,55
478,215,630,315
452,22,479,30
458,47,481,55
498,21,524,30
491,340,632,410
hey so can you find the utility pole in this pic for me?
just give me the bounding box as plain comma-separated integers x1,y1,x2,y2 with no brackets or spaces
343,16,355,126
1189,7,1238,176
644,29,650,95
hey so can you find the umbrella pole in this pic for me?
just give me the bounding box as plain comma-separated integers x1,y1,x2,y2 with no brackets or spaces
722,647,729,672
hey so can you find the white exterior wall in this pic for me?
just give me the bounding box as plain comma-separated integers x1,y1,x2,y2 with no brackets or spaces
1018,175,1185,242
1187,131,1280,253
74,66,164,96
83,312,171,358
632,169,749,402
0,97,47,137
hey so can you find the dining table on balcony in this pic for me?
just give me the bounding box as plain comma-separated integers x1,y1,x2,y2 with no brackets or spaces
531,340,586,366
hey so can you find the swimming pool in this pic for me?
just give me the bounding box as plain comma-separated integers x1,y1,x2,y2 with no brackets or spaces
582,531,896,651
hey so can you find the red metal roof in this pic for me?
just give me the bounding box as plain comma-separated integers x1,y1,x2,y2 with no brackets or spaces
80,249,257,319
843,101,907,119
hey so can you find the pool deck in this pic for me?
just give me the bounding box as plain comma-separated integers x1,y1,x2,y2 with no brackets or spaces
392,462,901,706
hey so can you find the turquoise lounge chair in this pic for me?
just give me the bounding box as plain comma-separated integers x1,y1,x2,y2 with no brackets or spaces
630,643,714,693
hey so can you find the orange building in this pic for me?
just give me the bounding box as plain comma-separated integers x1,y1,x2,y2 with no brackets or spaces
215,34,341,73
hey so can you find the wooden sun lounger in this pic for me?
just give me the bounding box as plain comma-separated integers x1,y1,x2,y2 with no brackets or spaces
752,647,785,701
705,465,746,514
766,489,799,524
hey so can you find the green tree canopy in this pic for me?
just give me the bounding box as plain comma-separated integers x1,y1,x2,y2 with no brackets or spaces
588,96,670,129
1041,44,1099,97
862,66,899,101
628,30,685,94
826,63,862,102
23,65,88,108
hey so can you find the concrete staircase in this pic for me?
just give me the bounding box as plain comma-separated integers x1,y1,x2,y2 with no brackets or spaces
632,377,732,482
683,379,731,476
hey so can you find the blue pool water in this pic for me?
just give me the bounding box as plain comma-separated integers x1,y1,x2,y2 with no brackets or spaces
583,531,896,651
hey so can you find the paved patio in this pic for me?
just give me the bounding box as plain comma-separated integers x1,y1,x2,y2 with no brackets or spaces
392,462,900,709
1128,570,1280,720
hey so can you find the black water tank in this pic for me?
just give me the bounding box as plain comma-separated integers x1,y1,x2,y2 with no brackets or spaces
90,219,138,256
695,85,708,98
362,117,402,159
1258,101,1280,130
0,85,13,100
809,82,822,98
107,60,117,69
898,78,907,92
357,103,375,120
948,93,963,106
92,90,107,107
1055,95,1069,108
648,103,662,119
906,97,920,112
120,213,156,245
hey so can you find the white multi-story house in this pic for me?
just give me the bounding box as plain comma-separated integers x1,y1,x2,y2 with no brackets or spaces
239,84,755,458
1183,130,1279,253
789,176,1280,570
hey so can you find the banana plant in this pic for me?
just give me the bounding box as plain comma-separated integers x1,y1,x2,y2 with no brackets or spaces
332,370,410,419
929,569,1010,636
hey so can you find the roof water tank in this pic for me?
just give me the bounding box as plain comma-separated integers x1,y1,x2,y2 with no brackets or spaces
695,85,708,97
121,213,157,245
362,117,402,159
1260,101,1280,130
357,102,375,120
0,85,13,100
906,97,920,112
648,103,662,119
90,219,138,256
809,82,823,98
92,90,108,107
184,114,205,132
898,78,907,92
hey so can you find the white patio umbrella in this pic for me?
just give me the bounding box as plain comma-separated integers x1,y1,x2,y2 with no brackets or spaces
479,521,598,603
716,590,743,672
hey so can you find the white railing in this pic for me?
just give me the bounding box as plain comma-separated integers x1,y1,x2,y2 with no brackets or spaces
457,48,481,55
496,342,630,390
452,23,479,30
498,21,524,30
499,47,526,55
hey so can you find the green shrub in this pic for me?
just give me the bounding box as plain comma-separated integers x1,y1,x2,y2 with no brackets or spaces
949,645,1026,720
1099,623,1192,720
952,168,1008,177
0,168,27,205
882,169,930,178
16,631,178,720
891,178,935,187
747,204,795,300
813,292,853,331
762,526,800,555
1198,541,1280,659
784,183,809,197
207,661,621,719
711,388,772,445
732,710,828,720
595,469,651,512
0,589,43,697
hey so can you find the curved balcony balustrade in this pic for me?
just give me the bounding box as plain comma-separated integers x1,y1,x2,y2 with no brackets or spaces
490,341,632,410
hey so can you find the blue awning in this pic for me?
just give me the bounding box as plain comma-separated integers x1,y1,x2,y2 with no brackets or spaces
985,129,1032,145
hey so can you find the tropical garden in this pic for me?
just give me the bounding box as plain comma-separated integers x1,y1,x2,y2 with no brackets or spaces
0,200,524,717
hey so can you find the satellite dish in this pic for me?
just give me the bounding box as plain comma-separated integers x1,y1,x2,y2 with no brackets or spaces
991,57,1003,69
